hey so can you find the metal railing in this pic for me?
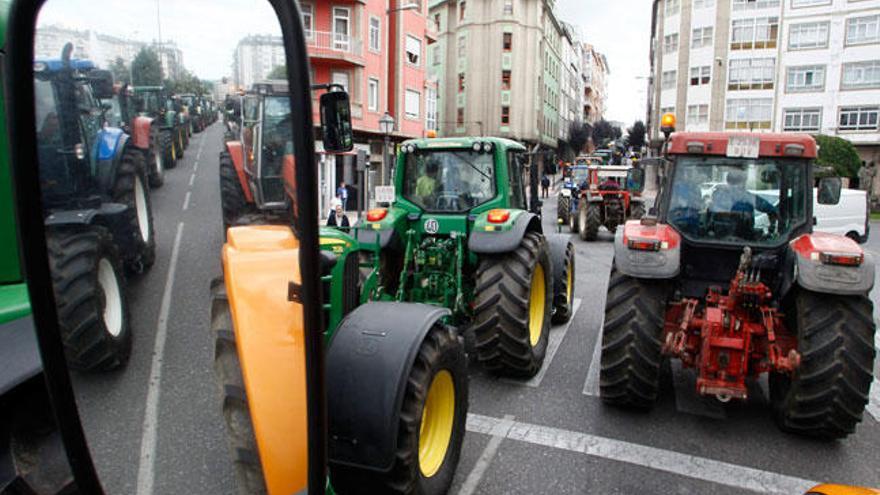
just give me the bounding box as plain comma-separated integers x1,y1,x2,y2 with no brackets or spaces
305,30,363,58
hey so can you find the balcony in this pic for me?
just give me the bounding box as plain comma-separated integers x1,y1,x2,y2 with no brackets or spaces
306,31,365,66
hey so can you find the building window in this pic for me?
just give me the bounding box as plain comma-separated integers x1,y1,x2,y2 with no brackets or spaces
839,106,879,131
368,78,379,111
783,108,821,131
331,71,350,93
501,70,511,90
732,0,780,10
846,15,880,46
503,32,513,51
369,17,381,52
405,89,421,119
459,1,466,21
792,0,831,7
725,98,773,129
458,34,467,59
728,58,775,90
301,4,314,38
664,0,680,17
690,66,711,85
501,106,510,125
694,0,715,8
663,33,679,54
687,104,709,126
426,88,437,131
786,65,825,92
503,0,513,15
433,45,441,65
661,70,677,90
458,73,465,92
730,17,779,50
434,13,441,31
788,22,829,50
691,27,714,48
405,36,421,65
332,7,351,50
842,60,880,90
456,107,464,126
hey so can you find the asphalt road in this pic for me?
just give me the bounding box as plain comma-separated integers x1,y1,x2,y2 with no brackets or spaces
69,126,880,495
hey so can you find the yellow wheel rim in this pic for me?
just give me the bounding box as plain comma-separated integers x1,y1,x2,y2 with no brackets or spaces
171,143,177,161
419,370,455,478
565,259,573,305
529,264,546,346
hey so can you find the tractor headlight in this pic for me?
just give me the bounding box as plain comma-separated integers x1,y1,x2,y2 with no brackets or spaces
407,144,416,153
472,142,482,152
483,142,493,153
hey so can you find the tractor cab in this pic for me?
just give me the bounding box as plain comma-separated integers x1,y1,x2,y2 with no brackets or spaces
239,80,292,209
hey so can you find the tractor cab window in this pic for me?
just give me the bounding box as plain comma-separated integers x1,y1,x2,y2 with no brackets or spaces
597,170,625,190
402,149,496,212
507,151,526,210
103,96,124,127
667,156,808,244
570,167,589,183
259,96,293,204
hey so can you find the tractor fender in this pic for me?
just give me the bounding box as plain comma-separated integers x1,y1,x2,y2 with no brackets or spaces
326,302,451,472
94,129,129,193
613,220,680,279
355,227,396,250
790,232,875,295
224,141,254,203
129,116,153,150
0,311,41,396
468,211,542,254
559,188,572,197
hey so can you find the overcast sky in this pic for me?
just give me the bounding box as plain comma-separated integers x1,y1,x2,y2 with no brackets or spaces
555,0,652,126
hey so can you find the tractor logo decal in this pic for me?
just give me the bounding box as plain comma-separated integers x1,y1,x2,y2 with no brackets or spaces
424,218,440,234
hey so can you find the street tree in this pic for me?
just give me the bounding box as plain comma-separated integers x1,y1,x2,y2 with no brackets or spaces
567,120,592,157
592,119,615,148
267,65,287,79
815,134,862,179
131,47,164,86
110,57,130,85
626,121,647,150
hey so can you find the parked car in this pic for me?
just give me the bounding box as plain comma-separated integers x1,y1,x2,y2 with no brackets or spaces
755,188,869,243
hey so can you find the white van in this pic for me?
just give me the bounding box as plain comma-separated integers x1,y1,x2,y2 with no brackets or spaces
815,188,869,243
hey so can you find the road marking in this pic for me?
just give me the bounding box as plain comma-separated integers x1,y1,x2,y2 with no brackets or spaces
182,191,191,211
868,379,880,422
457,415,515,495
189,173,196,187
193,161,199,172
196,136,204,161
582,316,603,397
465,413,817,494
136,222,185,495
509,299,581,388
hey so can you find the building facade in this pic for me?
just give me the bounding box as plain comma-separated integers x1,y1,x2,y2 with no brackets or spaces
647,0,880,163
232,35,286,90
582,42,610,124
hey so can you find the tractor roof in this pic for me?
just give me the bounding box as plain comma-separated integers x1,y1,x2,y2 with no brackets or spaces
252,80,289,95
402,136,526,152
134,85,164,92
667,132,817,159
33,58,95,73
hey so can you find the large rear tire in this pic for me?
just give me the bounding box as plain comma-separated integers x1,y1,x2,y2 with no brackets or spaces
770,289,876,440
210,280,268,495
578,202,601,241
220,151,252,232
47,226,132,372
112,147,156,273
473,231,552,377
599,267,666,408
148,127,165,188
162,129,178,170
630,202,646,220
547,235,575,324
330,324,468,495
557,194,570,225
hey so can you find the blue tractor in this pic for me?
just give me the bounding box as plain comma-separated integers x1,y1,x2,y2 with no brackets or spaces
556,163,590,231
33,44,157,370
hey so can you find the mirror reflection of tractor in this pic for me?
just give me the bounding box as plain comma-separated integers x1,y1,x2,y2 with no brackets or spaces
600,115,876,440
572,163,646,241
132,85,183,171
359,137,577,377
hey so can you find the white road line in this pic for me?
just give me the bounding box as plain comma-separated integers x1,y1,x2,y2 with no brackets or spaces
196,137,204,161
136,222,185,495
515,299,582,387
582,315,604,396
465,413,817,495
182,191,191,211
868,379,880,422
457,415,515,495
189,173,196,187
193,161,199,172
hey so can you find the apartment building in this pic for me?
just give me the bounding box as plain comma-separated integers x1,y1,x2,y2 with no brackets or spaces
232,35,286,90
582,43,610,124
647,0,880,163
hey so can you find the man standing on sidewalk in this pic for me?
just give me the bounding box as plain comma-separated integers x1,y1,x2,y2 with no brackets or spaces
541,174,550,198
337,181,349,211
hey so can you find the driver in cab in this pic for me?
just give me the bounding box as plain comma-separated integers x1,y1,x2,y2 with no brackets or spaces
710,169,777,238
416,159,440,205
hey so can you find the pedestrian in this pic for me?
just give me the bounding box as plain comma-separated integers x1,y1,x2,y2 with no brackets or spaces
337,181,348,211
327,204,350,230
541,174,550,198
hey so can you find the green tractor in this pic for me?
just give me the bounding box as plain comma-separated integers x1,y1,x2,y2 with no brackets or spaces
131,85,184,169
177,93,204,133
358,137,576,377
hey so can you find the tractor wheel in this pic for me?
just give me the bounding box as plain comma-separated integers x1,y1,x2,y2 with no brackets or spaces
578,202,601,241
210,281,268,494
547,235,575,324
178,128,187,157
473,231,552,377
770,289,875,440
148,129,165,188
161,129,177,170
568,202,580,233
112,147,156,273
220,151,252,232
330,324,468,495
47,226,132,372
557,194,571,226
631,202,646,220
599,267,666,408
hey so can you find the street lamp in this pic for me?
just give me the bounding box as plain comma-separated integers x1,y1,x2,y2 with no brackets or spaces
380,112,395,187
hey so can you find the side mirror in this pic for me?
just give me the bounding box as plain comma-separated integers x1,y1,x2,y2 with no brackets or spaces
627,167,646,194
88,69,114,100
320,91,354,153
817,177,842,205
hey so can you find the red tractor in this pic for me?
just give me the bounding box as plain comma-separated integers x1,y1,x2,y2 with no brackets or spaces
600,115,876,439
575,164,646,241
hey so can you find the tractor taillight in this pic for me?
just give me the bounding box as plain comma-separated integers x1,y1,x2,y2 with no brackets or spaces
819,252,863,266
487,209,510,223
627,238,662,251
366,208,387,222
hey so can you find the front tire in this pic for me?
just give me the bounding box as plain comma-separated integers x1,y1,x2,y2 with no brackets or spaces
557,194,571,225
599,267,666,408
330,324,468,495
148,127,165,188
548,235,575,324
161,129,177,170
48,226,132,372
220,151,252,232
473,231,552,377
631,202,646,220
770,289,876,440
578,202,601,241
568,201,579,233
112,147,156,273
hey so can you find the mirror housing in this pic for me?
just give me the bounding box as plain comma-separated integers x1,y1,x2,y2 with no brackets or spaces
320,91,354,153
626,167,646,194
817,177,842,205
88,69,115,100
